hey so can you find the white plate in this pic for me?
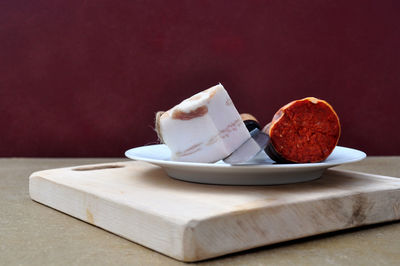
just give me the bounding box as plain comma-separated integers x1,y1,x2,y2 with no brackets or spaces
125,145,366,185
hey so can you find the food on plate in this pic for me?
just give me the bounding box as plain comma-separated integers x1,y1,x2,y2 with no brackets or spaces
240,113,261,132
155,84,251,163
263,97,340,163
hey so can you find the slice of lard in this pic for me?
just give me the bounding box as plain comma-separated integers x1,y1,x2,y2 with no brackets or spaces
157,84,251,163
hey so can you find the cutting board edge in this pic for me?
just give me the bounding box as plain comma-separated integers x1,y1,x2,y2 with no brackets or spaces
182,216,400,262
328,168,400,180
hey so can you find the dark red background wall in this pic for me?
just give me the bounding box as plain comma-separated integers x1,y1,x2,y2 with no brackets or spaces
1,0,399,157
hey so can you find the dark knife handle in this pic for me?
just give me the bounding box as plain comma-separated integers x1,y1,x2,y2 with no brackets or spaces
240,113,261,132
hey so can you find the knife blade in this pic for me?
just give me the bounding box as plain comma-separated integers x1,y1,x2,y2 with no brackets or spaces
223,128,270,165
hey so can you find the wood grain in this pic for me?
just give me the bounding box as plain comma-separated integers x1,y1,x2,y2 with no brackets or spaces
29,161,400,262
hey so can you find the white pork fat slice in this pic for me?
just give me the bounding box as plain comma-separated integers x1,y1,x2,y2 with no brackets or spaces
158,84,250,163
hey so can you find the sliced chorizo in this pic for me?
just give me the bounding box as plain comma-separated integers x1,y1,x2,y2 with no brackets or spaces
263,97,341,163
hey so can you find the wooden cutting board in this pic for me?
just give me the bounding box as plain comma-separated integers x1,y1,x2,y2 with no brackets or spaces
29,161,400,262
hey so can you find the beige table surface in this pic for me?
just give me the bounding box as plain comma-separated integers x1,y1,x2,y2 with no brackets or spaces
1,157,400,265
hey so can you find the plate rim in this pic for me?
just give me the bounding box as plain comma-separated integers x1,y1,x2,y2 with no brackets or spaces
125,144,367,169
